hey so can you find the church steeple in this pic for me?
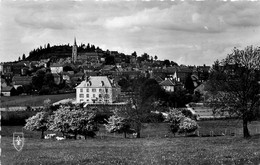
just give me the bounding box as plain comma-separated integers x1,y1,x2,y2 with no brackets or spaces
72,37,77,63
74,37,77,46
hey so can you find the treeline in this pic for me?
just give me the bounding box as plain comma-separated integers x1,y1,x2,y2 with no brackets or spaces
25,43,100,61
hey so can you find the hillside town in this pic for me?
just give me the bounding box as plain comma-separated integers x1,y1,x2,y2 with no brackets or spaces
0,38,210,105
1,1,260,164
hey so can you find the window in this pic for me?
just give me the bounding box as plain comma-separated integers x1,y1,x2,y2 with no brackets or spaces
99,89,102,92
86,88,89,92
86,94,89,98
79,94,84,98
80,88,83,92
80,99,83,102
99,94,102,98
93,94,95,98
105,88,108,93
92,88,96,92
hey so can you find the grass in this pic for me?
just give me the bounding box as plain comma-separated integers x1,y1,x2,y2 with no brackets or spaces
0,93,75,107
1,120,260,165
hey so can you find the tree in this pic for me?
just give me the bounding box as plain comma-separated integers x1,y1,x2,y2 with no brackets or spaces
32,70,45,91
105,55,115,65
131,51,137,58
207,46,260,138
163,60,171,67
48,105,98,139
18,56,21,61
16,86,24,95
22,54,26,60
185,74,195,94
154,55,158,61
24,112,49,139
114,78,161,138
105,114,135,138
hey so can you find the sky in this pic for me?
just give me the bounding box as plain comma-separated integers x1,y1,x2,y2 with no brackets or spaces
1,0,260,66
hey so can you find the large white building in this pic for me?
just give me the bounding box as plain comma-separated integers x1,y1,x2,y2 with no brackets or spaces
76,76,121,104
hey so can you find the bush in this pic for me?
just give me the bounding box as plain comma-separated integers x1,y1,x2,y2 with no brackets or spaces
167,109,199,135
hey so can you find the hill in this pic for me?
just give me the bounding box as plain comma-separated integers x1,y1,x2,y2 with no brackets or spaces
25,43,102,61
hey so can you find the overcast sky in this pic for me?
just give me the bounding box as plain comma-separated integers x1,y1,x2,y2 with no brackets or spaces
1,0,260,65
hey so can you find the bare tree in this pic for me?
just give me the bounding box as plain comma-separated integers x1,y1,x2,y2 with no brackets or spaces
207,46,260,138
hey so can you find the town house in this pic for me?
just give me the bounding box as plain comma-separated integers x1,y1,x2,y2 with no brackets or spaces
76,76,121,104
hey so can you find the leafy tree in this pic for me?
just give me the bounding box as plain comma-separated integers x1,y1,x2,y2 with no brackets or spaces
23,84,33,95
114,78,165,138
141,53,149,61
131,51,137,58
22,54,26,60
185,74,195,94
163,60,171,67
24,112,49,139
154,55,158,61
48,106,98,139
105,114,134,138
105,55,115,65
44,73,55,88
207,46,260,138
32,69,45,91
18,56,21,61
16,86,24,95
118,78,130,91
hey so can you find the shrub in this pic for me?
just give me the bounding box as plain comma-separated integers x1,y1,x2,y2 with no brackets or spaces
167,109,199,136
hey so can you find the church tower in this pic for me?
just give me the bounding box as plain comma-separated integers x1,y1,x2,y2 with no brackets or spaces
72,37,77,63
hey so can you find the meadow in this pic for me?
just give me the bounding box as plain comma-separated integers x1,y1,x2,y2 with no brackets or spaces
0,93,75,107
1,120,260,165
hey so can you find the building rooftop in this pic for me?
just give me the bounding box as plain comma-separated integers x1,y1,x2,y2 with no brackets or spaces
76,76,115,88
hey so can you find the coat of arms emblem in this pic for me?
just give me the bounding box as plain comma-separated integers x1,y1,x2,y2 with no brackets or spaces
13,132,24,151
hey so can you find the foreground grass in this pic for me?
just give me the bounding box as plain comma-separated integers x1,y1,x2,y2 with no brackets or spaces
0,93,75,107
2,135,260,165
1,120,260,165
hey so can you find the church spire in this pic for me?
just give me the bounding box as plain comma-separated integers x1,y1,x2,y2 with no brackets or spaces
72,37,77,63
74,37,77,46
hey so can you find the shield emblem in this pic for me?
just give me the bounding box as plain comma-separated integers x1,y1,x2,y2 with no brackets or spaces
13,132,25,151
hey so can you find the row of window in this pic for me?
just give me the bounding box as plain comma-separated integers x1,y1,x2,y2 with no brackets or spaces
79,93,110,98
79,88,108,93
79,99,110,103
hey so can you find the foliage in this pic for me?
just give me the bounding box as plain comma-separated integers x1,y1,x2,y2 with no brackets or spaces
178,117,199,133
48,106,98,139
24,112,49,139
104,115,134,138
207,46,260,138
167,109,198,135
1,111,37,126
185,74,195,94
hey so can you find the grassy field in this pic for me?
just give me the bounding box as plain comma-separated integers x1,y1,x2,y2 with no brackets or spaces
1,120,260,165
0,93,75,107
